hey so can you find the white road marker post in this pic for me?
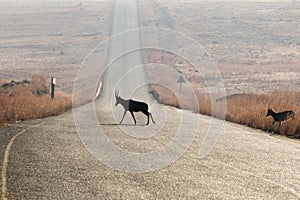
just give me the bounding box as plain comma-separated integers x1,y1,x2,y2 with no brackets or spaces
51,77,56,100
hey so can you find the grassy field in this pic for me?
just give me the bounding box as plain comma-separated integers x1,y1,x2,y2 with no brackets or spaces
0,76,72,125
0,1,111,93
139,0,300,138
0,1,111,125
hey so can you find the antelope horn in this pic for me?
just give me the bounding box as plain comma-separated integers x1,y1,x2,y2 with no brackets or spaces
115,90,119,97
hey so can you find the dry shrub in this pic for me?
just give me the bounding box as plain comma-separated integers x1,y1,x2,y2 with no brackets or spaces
0,76,72,125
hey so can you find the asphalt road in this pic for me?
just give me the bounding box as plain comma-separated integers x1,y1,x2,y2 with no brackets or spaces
1,0,299,199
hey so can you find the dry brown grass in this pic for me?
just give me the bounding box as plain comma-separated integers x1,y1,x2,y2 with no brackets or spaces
224,91,300,138
151,86,300,138
0,76,72,125
150,84,179,108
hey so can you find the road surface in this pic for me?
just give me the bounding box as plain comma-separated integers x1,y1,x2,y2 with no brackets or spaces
1,0,299,199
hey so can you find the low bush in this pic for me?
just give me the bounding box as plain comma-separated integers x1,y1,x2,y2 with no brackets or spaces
0,75,72,125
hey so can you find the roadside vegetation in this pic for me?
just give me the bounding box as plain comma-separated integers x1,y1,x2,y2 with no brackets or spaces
151,84,300,138
0,75,72,125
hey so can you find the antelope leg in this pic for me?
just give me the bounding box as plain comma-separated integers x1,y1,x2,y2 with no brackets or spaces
142,111,150,125
119,110,127,124
150,113,155,124
130,111,136,125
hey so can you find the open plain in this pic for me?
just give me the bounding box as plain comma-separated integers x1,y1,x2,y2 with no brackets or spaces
0,0,299,199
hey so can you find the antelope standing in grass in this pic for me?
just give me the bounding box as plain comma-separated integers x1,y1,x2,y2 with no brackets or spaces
115,91,155,125
266,107,295,128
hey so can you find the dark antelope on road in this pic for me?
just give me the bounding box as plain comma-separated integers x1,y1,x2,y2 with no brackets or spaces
266,107,295,128
115,91,155,125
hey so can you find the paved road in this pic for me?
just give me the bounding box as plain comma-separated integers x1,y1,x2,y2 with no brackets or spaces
102,0,149,103
1,0,300,199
